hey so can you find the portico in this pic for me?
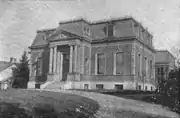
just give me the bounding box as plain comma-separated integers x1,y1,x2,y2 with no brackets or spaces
47,40,80,82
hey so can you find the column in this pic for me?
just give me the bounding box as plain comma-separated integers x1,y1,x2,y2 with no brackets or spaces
89,46,91,75
74,45,78,72
81,44,85,74
95,54,97,75
49,47,53,74
53,46,57,73
69,45,73,73
113,53,116,75
29,60,32,77
57,51,60,80
60,52,63,80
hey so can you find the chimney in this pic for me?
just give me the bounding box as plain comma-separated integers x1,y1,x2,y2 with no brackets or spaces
13,58,17,63
10,57,13,63
9,57,16,63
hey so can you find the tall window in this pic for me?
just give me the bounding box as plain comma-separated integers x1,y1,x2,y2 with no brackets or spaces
150,60,153,78
37,58,42,76
115,52,124,74
157,67,164,76
144,57,147,77
160,68,164,76
138,54,142,76
97,53,106,74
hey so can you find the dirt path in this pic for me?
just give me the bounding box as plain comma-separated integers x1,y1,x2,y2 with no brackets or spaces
36,89,179,118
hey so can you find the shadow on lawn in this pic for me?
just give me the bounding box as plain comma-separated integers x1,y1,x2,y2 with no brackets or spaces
0,101,99,118
0,89,100,118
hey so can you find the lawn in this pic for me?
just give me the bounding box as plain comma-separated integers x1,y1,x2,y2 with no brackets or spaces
0,89,99,118
100,91,180,114
0,89,179,118
43,89,180,118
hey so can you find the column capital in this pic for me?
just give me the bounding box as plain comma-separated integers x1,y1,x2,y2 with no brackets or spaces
49,45,58,48
69,43,81,47
69,42,76,46
76,44,81,47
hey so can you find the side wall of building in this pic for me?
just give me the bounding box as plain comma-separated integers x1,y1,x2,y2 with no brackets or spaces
28,47,50,88
134,40,156,91
76,40,137,90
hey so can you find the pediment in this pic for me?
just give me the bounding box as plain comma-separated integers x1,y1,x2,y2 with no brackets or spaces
48,30,75,41
59,32,69,38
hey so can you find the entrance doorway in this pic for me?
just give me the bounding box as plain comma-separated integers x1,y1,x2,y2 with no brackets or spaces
62,53,70,81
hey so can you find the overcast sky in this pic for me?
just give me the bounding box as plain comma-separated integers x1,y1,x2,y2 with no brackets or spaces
0,0,180,61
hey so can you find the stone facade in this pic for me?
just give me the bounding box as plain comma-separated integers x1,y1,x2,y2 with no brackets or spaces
28,17,156,91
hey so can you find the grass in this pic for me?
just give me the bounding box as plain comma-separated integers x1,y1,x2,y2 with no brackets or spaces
49,89,179,118
99,91,180,114
0,89,99,118
0,89,179,118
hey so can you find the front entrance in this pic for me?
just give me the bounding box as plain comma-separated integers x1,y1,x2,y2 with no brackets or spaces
62,53,70,81
57,45,70,81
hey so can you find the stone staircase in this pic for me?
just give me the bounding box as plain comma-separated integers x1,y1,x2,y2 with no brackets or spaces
41,81,73,89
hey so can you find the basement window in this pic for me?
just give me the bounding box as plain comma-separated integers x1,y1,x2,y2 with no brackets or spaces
114,84,123,90
84,84,89,90
35,84,40,89
96,84,104,90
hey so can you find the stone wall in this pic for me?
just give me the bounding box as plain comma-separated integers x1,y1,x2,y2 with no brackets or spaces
134,40,156,89
29,47,49,83
91,41,132,76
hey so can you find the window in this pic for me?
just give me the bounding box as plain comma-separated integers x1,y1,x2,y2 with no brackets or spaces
144,57,147,77
84,84,89,89
115,84,123,90
84,26,91,36
107,23,114,37
145,86,147,91
138,54,142,76
151,86,153,91
96,84,104,89
35,84,40,89
150,60,153,78
97,53,106,74
103,23,114,37
138,85,141,91
158,67,164,76
114,52,124,74
37,58,42,76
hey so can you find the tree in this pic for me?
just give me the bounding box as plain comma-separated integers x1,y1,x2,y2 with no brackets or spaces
11,51,29,88
159,68,180,113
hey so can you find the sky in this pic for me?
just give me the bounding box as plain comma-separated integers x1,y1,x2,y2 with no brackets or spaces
0,0,180,61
